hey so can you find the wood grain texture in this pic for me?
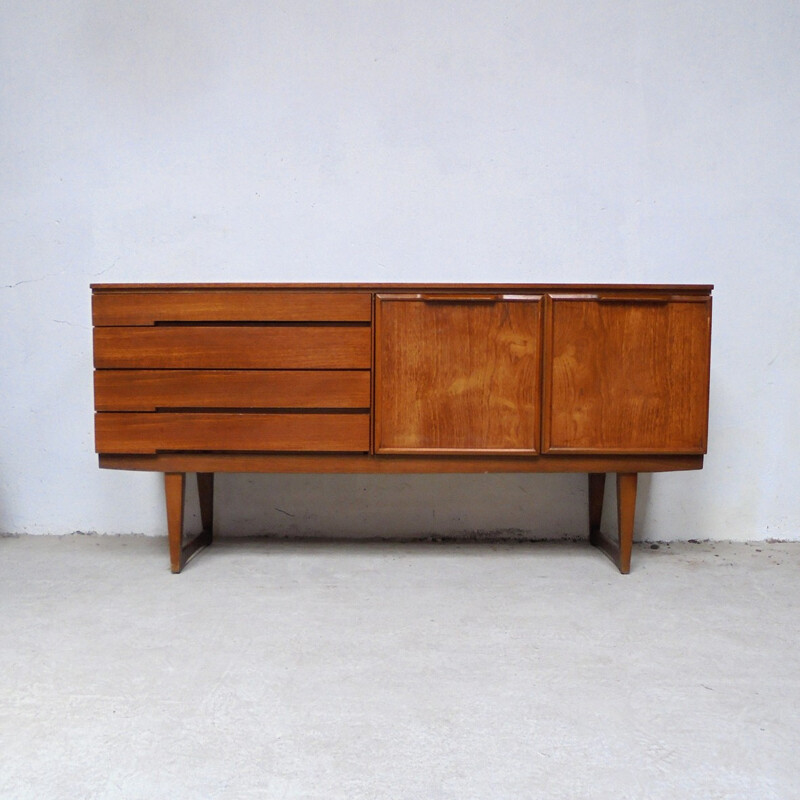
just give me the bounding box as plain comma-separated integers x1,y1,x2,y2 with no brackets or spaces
93,290,371,325
544,298,711,454
94,370,370,410
95,412,370,454
375,296,541,453
93,326,371,369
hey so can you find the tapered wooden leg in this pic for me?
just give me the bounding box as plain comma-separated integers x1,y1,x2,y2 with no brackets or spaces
165,472,185,574
588,473,606,541
616,472,638,575
197,473,214,537
588,471,638,574
164,471,214,574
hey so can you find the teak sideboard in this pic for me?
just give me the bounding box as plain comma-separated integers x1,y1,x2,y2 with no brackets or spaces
91,283,713,574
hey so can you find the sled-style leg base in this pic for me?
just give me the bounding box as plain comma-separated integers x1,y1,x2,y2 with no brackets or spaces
588,472,637,574
165,472,214,574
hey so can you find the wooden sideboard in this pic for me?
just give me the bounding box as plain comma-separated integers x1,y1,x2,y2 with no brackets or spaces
92,283,713,573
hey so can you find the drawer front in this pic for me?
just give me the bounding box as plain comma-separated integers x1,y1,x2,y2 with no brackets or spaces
95,412,369,454
92,290,372,325
94,326,371,369
94,370,370,411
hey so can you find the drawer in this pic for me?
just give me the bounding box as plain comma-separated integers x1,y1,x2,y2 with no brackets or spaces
95,412,370,453
92,290,372,325
93,326,371,369
94,370,371,411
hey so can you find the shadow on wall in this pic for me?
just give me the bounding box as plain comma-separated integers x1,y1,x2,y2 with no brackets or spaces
635,472,653,540
207,472,606,542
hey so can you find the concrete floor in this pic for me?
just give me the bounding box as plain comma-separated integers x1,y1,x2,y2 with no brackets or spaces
1,535,798,799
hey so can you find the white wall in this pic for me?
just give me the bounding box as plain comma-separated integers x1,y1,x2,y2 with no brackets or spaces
1,1,798,541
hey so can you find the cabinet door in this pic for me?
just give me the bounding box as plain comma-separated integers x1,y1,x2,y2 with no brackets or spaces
375,294,542,454
544,296,711,454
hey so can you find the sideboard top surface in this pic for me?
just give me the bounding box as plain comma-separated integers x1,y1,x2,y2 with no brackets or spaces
91,282,713,294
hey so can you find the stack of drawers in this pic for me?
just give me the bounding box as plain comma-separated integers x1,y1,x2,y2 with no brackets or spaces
93,289,372,455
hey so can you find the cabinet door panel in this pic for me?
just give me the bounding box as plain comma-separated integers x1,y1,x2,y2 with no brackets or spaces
375,295,541,453
544,298,711,453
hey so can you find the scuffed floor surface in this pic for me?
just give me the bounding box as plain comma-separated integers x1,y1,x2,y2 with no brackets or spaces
1,535,798,799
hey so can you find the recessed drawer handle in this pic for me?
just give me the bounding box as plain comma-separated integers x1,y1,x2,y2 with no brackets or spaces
420,294,503,303
597,296,671,304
